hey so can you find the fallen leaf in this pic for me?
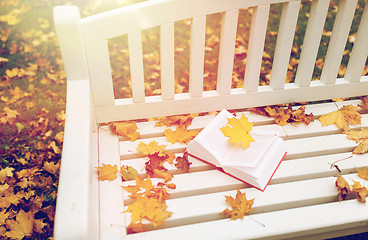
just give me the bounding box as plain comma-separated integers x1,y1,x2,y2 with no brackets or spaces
137,141,167,156
335,175,351,201
126,222,146,234
357,167,368,181
319,105,361,131
220,189,254,220
174,152,192,173
96,164,118,181
121,165,139,181
125,197,172,227
5,210,34,239
155,113,198,129
153,169,173,182
43,161,59,174
220,114,254,149
359,96,368,110
0,167,14,183
351,180,367,203
352,139,368,154
345,128,368,142
164,126,198,144
109,122,140,141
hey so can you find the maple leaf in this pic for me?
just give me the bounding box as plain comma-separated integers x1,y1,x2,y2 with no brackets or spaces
137,141,167,156
351,180,367,203
0,107,19,124
357,167,368,181
153,169,173,182
126,222,146,234
5,210,34,239
164,126,198,144
352,139,368,154
43,161,59,174
109,122,140,141
319,105,361,131
335,175,351,201
120,165,139,181
174,152,192,173
125,197,172,227
155,113,198,129
220,189,254,220
145,153,168,177
345,128,368,154
96,164,118,181
0,167,14,183
220,114,254,149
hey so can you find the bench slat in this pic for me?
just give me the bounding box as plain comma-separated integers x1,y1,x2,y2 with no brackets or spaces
294,0,330,87
189,16,206,98
345,1,368,83
128,31,145,103
320,0,359,85
270,1,300,90
244,4,270,92
160,23,175,100
217,10,239,95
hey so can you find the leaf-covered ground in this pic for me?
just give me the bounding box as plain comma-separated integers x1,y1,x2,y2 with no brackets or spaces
0,0,367,239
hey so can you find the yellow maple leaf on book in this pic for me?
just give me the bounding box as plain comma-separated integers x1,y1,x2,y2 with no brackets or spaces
220,113,254,149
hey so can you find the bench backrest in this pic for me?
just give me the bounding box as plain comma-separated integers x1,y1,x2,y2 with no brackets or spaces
54,0,368,123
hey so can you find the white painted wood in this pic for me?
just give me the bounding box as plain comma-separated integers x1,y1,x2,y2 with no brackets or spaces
128,31,145,103
160,23,175,100
294,0,330,87
98,130,126,239
95,78,368,123
270,1,300,90
345,1,368,82
80,0,302,46
244,5,270,93
54,80,99,240
85,40,115,107
320,0,359,84
217,10,239,95
189,16,206,98
53,6,89,81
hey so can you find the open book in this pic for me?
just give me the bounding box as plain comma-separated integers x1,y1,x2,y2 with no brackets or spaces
187,109,286,191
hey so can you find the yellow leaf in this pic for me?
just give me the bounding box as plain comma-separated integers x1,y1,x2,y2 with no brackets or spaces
0,107,19,124
335,175,351,201
96,164,118,181
110,122,140,141
5,210,33,239
351,180,367,203
164,126,198,144
43,161,60,174
0,167,14,183
220,189,254,220
120,165,139,181
357,167,368,181
319,105,361,131
353,139,368,154
220,114,254,149
136,141,167,156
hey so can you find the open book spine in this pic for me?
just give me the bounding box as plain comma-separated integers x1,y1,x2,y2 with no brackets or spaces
187,152,287,192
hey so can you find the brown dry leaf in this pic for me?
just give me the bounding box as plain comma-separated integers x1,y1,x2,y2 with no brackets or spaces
357,167,368,181
220,114,254,149
335,175,351,201
109,122,140,141
96,164,118,181
220,189,254,220
319,105,361,131
359,96,368,110
164,126,198,144
120,165,139,181
126,222,146,234
5,210,34,239
137,141,167,156
351,180,367,203
174,152,192,173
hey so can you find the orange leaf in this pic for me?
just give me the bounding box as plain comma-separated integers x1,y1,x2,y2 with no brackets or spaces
164,126,198,144
155,113,198,129
120,165,139,181
220,189,254,220
220,114,254,149
96,164,118,181
126,222,146,234
5,210,33,239
153,169,173,182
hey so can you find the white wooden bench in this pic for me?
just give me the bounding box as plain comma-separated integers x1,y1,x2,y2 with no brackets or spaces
53,0,368,239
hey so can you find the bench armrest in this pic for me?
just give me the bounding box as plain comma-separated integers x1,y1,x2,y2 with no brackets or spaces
54,79,99,240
